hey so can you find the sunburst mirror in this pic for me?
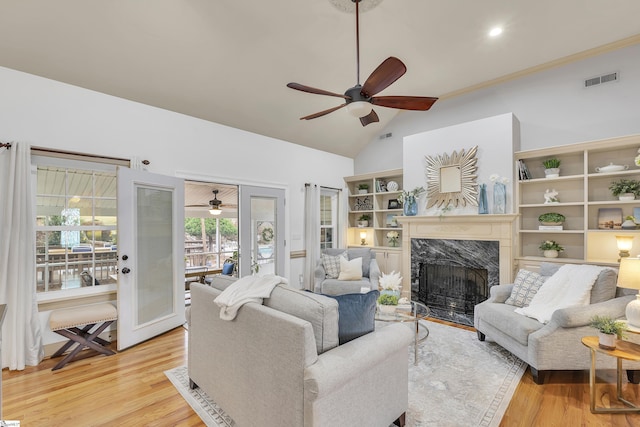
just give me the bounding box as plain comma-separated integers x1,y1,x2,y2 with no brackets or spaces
425,146,479,208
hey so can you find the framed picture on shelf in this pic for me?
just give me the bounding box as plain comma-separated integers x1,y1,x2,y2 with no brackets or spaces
598,208,623,229
386,214,398,227
634,207,640,222
388,199,400,209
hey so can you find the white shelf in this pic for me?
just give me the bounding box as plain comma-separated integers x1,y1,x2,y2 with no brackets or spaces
515,134,640,266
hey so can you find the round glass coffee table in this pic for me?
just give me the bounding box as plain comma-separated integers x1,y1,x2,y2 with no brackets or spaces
375,300,430,364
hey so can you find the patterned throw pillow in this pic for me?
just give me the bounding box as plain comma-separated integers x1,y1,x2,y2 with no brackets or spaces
322,251,347,279
505,269,547,307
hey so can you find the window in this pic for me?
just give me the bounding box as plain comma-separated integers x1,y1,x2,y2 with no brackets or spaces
34,155,119,293
320,188,339,250
184,216,239,269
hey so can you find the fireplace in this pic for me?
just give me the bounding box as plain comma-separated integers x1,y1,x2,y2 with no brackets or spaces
397,215,517,326
412,238,498,326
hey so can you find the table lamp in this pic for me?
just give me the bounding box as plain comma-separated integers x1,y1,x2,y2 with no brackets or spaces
360,231,367,246
616,235,634,262
617,257,640,330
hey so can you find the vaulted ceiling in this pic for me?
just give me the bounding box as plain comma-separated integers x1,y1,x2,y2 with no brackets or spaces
1,0,639,158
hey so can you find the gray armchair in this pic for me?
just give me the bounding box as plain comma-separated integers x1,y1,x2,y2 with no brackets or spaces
314,248,381,295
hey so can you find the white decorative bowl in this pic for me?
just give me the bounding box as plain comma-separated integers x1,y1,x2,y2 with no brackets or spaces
596,163,628,173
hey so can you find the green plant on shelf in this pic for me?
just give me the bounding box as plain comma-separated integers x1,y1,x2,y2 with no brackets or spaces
538,212,565,223
539,240,564,251
542,158,560,169
609,179,640,197
358,214,371,221
358,183,369,190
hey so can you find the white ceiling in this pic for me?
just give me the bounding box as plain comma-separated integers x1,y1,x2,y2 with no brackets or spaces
1,0,639,158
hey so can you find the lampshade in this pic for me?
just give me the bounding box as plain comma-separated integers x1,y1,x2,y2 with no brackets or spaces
617,257,640,330
346,101,373,118
209,207,222,215
359,230,367,246
618,257,640,290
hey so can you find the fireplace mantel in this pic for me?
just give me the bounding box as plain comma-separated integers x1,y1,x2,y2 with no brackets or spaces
396,214,518,297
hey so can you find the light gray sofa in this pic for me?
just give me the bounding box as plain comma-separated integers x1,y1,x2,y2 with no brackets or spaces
314,247,381,295
474,262,640,384
188,276,413,427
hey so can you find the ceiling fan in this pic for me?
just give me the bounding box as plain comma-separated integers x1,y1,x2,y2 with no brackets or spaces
287,0,438,127
185,189,224,215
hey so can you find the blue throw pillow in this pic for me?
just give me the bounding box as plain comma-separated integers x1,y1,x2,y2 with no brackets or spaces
323,290,379,345
222,262,234,275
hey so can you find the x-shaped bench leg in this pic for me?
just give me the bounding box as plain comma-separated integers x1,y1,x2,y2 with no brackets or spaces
51,320,116,371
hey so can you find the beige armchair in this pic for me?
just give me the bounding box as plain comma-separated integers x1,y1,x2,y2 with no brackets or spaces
314,248,381,295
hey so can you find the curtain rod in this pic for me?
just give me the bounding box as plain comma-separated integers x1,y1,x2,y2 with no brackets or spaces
0,142,11,149
305,183,342,191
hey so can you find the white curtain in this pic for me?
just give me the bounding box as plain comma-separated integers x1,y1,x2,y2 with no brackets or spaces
303,184,320,291
0,143,44,370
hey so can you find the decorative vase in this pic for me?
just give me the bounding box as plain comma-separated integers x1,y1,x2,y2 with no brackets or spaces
619,193,636,201
403,195,418,216
543,249,559,258
357,220,368,228
493,182,506,214
598,332,616,350
478,183,488,214
544,168,560,178
379,304,397,314
388,238,398,247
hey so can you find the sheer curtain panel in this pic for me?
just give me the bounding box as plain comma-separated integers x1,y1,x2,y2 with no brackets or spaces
304,184,320,290
0,143,43,369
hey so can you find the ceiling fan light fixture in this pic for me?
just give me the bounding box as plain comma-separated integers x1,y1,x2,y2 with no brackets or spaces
346,101,373,118
209,207,222,215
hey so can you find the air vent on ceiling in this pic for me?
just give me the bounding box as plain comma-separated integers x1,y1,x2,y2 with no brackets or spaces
584,72,619,88
379,132,393,140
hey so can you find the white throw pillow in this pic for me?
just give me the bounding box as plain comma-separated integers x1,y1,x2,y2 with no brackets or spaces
505,269,547,307
337,257,363,281
322,252,347,279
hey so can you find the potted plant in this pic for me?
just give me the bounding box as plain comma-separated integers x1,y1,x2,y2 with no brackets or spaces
377,293,399,314
379,271,402,297
358,183,369,194
543,158,561,178
538,212,565,225
539,240,564,258
622,215,637,230
609,178,640,201
357,214,370,227
589,315,626,350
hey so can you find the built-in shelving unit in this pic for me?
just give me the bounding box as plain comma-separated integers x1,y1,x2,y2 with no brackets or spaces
344,169,404,273
515,134,640,268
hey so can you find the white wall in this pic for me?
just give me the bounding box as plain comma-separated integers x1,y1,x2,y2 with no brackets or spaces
403,113,520,215
0,66,354,288
356,43,640,174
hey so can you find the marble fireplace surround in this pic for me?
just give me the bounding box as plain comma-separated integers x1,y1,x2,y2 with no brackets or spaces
396,215,518,300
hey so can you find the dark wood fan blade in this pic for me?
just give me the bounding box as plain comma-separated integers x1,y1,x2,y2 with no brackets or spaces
287,83,350,99
359,110,379,127
300,104,347,120
361,57,407,97
371,96,438,111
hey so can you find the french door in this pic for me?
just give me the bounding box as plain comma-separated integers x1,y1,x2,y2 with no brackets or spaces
239,185,285,277
117,167,185,350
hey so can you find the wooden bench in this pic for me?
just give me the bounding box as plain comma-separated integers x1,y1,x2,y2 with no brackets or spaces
48,303,117,371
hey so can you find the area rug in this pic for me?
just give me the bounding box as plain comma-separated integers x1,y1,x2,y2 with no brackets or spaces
165,320,525,427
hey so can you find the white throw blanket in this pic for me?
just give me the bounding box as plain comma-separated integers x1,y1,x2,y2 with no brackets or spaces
214,274,287,320
514,264,605,324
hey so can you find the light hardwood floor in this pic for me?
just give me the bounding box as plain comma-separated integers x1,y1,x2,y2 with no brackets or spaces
3,325,640,426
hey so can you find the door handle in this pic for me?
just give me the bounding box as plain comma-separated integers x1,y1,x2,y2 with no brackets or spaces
121,267,131,274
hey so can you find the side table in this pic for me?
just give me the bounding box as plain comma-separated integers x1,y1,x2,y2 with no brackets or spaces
375,300,429,365
581,336,640,413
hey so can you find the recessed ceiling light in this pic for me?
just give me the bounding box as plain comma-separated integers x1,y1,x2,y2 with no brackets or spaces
489,27,503,37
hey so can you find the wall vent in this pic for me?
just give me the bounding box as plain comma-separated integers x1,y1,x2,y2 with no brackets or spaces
379,132,392,140
584,72,618,88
